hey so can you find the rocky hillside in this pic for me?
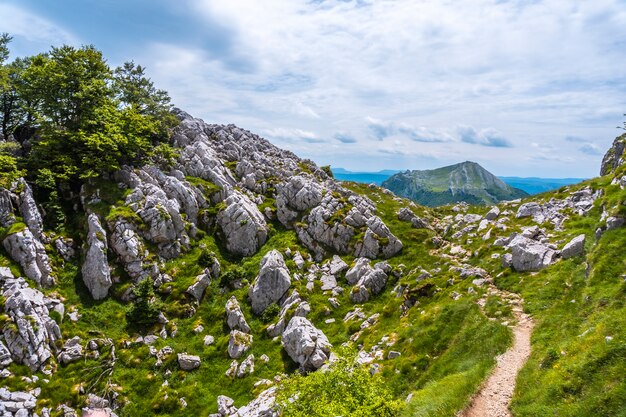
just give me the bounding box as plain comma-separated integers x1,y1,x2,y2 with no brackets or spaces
382,161,528,206
0,109,625,417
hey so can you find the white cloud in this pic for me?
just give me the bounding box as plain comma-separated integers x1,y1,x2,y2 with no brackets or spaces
0,4,77,49
6,0,624,177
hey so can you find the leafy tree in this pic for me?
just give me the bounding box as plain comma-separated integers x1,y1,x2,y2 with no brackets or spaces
276,348,402,417
1,58,30,140
126,277,163,328
20,45,112,131
113,61,178,138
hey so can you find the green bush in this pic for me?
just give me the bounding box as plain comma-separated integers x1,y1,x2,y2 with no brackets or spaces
126,278,163,328
276,348,402,417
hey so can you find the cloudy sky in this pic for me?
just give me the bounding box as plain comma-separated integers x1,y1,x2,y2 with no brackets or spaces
2,0,626,177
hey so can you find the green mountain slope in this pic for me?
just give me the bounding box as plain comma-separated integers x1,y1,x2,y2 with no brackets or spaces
382,161,529,207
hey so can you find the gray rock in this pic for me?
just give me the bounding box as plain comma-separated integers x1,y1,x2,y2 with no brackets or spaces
17,180,44,241
507,235,557,272
177,353,201,371
82,214,111,300
54,237,76,261
3,228,53,287
266,290,310,337
0,340,12,368
57,336,83,364
388,351,401,359
561,234,586,259
345,258,389,303
516,202,545,223
606,216,624,230
484,206,500,221
281,316,331,372
1,272,63,371
228,330,253,359
327,255,348,275
226,296,251,333
217,191,268,257
600,133,626,175
108,219,148,282
249,250,291,315
234,387,278,417
186,270,212,302
236,354,255,377
217,395,238,416
292,251,305,270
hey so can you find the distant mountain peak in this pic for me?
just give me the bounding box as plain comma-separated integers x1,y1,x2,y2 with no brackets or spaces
382,161,528,207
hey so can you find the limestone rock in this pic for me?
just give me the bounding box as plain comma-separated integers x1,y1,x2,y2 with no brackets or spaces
226,296,251,333
3,228,53,287
108,219,149,282
236,354,255,378
234,387,278,417
17,180,44,241
217,191,268,257
327,255,348,276
281,316,331,372
1,271,63,371
217,395,238,416
561,234,586,259
186,270,212,302
600,133,626,175
249,250,291,315
178,353,201,371
266,290,310,337
57,336,83,365
82,214,111,300
0,340,12,368
507,235,557,272
484,206,500,221
345,258,389,303
228,330,253,359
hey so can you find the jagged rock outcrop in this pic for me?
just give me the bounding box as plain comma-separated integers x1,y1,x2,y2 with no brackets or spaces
3,228,53,288
121,167,191,258
82,214,111,300
515,187,600,229
17,179,44,241
266,290,310,337
57,336,83,365
226,296,251,333
0,387,38,416
108,219,152,282
345,258,390,303
248,250,291,315
213,388,278,417
397,207,430,229
217,191,268,257
1,268,63,371
281,316,331,372
600,133,626,175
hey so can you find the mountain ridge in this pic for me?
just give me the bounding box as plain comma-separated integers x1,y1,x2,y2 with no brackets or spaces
381,161,529,206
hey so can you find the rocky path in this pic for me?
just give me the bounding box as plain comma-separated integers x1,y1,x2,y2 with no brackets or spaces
460,285,534,417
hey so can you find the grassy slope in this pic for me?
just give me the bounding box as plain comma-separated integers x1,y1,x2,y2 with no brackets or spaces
0,172,624,416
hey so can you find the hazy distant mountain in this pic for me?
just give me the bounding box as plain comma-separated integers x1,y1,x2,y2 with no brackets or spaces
381,161,529,206
333,168,584,195
332,168,402,185
498,176,585,195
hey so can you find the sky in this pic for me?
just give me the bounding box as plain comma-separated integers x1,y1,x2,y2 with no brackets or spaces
1,0,626,178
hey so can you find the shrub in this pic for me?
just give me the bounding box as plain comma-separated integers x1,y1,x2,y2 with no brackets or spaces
126,278,163,328
276,347,402,417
